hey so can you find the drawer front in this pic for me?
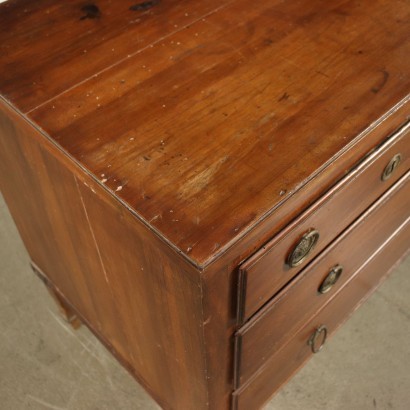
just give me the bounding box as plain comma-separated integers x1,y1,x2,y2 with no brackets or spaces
234,171,410,387
232,219,410,410
238,122,410,323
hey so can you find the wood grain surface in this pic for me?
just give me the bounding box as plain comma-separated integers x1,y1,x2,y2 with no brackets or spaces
1,0,409,266
0,0,232,112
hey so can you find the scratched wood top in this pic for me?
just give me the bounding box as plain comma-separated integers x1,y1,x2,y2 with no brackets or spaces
1,0,409,267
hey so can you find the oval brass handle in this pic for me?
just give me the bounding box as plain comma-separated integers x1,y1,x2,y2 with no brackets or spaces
318,264,343,294
381,153,402,181
308,325,328,354
287,229,320,268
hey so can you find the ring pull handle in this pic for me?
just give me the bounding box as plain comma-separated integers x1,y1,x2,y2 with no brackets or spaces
318,264,343,294
381,153,402,181
308,325,328,354
287,229,320,268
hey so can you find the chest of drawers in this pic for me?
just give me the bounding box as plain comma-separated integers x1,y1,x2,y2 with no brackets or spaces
0,1,409,409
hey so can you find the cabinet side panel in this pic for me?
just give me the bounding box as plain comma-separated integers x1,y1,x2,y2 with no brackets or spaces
0,103,103,328
76,176,208,409
202,264,238,410
0,103,208,409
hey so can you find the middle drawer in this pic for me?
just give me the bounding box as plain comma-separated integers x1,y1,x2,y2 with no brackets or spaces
234,171,410,388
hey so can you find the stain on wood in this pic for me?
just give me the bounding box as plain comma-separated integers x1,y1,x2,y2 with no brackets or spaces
80,4,101,20
278,92,290,102
371,70,390,94
130,1,160,11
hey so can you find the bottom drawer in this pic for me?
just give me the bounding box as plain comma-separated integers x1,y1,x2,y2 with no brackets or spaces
232,218,410,410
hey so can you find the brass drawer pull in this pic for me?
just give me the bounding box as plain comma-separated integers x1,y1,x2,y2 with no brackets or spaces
287,229,320,268
382,153,402,181
308,325,328,354
318,264,343,294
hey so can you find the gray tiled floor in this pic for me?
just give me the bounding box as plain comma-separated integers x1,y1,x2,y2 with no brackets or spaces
0,193,409,410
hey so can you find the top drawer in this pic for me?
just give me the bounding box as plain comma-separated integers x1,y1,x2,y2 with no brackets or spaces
238,122,410,323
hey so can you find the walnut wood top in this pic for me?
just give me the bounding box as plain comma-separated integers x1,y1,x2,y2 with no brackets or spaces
1,0,409,267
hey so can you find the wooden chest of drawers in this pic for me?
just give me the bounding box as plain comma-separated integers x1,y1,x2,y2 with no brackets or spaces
0,1,409,409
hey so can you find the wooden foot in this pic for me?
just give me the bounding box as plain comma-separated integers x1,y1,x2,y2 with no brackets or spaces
30,262,82,330
46,286,82,330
